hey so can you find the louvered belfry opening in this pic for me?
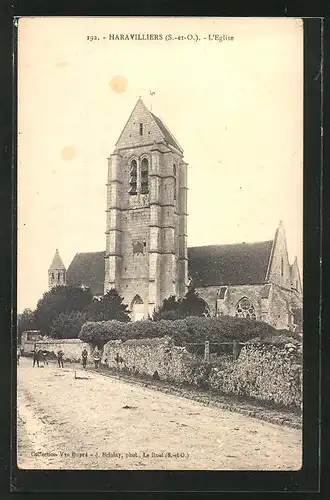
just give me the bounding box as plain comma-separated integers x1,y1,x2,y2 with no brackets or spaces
129,159,137,195
140,158,149,194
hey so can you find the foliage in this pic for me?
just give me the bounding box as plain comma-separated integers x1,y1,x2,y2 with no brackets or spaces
79,314,291,347
152,288,210,321
152,296,182,321
209,344,303,408
34,285,93,334
17,308,38,341
86,289,131,322
50,311,88,339
180,288,210,318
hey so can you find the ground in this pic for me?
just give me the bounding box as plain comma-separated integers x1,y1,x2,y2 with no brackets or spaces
17,357,302,470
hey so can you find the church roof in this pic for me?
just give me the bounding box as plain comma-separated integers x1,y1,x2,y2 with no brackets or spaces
65,240,274,294
188,240,274,287
151,112,183,153
66,251,105,296
48,249,66,271
114,98,183,153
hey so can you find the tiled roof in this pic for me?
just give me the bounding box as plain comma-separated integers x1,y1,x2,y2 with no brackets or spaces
188,241,274,287
66,240,273,294
48,249,66,270
151,112,183,153
66,251,105,296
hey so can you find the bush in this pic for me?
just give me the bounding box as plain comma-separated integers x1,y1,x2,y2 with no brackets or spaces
79,315,292,347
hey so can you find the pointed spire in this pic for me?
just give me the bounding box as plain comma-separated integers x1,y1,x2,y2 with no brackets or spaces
49,249,66,271
114,97,183,153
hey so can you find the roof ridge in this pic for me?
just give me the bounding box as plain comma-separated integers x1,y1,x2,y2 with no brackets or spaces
188,240,274,250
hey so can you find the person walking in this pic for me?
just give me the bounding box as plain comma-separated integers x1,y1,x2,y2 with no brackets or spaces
32,346,39,368
81,348,88,369
92,347,101,370
57,349,64,368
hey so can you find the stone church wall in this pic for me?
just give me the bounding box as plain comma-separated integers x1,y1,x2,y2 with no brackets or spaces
196,284,267,321
267,223,292,289
268,285,291,330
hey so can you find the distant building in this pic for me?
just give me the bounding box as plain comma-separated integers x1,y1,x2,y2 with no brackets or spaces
48,248,66,289
48,99,302,330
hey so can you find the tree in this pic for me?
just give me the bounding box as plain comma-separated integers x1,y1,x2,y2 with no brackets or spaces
50,311,88,339
153,289,210,321
180,288,210,318
86,289,131,322
34,285,93,334
152,295,182,321
17,308,38,341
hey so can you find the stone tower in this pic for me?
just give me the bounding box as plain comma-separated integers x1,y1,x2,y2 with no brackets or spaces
104,98,188,319
48,249,66,289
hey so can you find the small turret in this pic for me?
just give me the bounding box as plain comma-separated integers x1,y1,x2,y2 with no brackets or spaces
48,249,66,289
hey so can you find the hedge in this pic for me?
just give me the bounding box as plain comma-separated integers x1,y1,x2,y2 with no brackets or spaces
78,315,292,347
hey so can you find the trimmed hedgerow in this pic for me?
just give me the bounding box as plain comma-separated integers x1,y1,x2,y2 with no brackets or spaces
78,315,289,347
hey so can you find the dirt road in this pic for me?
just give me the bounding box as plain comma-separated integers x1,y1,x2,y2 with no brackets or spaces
17,357,302,470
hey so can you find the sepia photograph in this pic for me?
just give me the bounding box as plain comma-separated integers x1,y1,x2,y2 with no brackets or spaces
17,17,303,471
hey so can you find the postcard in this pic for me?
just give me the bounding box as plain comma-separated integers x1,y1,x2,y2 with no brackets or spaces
17,16,303,471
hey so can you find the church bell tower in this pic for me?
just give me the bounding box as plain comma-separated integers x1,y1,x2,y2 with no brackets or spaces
104,98,188,319
48,249,66,290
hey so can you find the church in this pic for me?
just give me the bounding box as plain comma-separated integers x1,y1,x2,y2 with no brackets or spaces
48,98,303,331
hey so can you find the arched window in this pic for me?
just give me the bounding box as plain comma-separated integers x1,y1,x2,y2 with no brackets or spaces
235,297,256,320
51,273,54,280
281,257,284,277
140,158,149,194
131,294,144,322
173,164,177,201
58,272,61,281
129,159,137,195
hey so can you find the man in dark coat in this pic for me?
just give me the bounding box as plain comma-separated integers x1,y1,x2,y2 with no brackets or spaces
32,346,39,367
57,349,64,368
81,348,88,369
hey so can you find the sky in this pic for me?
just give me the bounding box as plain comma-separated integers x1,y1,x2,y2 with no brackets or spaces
17,17,303,312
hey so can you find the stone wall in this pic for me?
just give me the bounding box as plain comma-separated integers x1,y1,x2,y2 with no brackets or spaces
102,336,193,383
22,338,93,363
209,343,302,408
101,336,302,409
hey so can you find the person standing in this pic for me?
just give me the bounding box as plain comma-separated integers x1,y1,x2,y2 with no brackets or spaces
93,347,101,370
81,348,88,369
42,350,48,366
57,349,64,368
32,346,39,368
38,349,44,366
